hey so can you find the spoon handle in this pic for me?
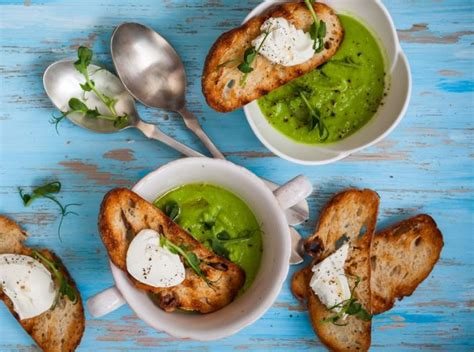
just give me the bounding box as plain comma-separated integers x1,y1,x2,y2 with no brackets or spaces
178,107,225,159
135,120,205,158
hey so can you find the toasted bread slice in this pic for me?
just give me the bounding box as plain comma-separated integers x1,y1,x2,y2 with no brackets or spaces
370,215,444,314
98,188,246,313
303,189,379,352
202,1,343,112
0,215,84,352
291,266,310,303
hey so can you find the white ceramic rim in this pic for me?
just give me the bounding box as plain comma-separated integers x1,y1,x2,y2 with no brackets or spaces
242,0,412,165
108,157,291,340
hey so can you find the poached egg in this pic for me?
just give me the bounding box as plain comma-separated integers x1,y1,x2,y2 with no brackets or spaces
252,17,315,67
310,243,351,312
126,229,185,288
0,254,56,320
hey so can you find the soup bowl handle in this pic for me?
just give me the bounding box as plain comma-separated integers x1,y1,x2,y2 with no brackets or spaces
87,286,126,318
273,175,313,210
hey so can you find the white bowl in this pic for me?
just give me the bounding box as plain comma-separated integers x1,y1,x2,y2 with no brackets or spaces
243,0,412,165
88,158,307,340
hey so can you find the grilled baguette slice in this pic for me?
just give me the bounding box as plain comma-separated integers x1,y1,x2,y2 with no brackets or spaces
370,214,444,314
202,1,343,112
0,215,84,352
303,189,379,352
98,188,245,313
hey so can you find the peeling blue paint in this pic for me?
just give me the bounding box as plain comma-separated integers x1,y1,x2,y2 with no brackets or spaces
438,79,474,93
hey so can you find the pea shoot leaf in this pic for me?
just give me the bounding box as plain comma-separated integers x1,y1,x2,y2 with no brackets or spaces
321,276,372,325
32,250,78,305
18,181,79,240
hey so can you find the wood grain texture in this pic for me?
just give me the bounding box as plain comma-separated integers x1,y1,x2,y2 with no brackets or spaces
0,0,472,351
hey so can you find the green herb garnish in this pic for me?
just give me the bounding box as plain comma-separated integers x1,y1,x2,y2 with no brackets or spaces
331,56,361,69
304,0,326,53
51,46,129,133
32,250,78,305
206,239,230,259
18,181,79,240
321,276,372,326
159,236,211,285
238,30,271,87
208,229,255,259
216,230,231,241
164,201,181,221
299,90,329,140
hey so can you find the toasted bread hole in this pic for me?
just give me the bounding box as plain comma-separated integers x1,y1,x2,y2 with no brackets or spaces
120,210,134,242
208,262,228,272
128,199,136,208
414,236,422,246
356,207,362,216
336,234,349,249
371,255,377,270
390,265,401,277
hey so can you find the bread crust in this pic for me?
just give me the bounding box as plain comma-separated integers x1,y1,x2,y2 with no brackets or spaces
202,1,343,112
98,188,246,313
0,215,85,352
370,214,444,314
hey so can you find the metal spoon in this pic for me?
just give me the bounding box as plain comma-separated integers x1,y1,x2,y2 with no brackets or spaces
110,22,225,159
43,60,203,158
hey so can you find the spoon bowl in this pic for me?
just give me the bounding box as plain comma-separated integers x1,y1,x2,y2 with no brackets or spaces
43,60,139,133
111,23,186,112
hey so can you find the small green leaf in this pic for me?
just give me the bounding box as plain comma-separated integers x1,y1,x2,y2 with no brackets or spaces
74,46,93,75
210,239,230,259
34,181,61,196
84,108,101,119
79,82,92,92
18,181,78,240
356,308,372,321
18,189,32,206
187,252,200,267
68,98,88,112
216,231,231,241
238,62,254,74
309,22,318,48
345,301,362,315
164,201,180,221
32,250,78,305
318,21,327,39
203,220,215,230
243,47,257,64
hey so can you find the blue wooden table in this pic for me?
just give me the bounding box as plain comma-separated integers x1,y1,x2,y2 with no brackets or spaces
0,0,472,350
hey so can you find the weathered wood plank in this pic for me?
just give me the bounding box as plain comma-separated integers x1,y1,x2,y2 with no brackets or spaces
0,0,472,350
